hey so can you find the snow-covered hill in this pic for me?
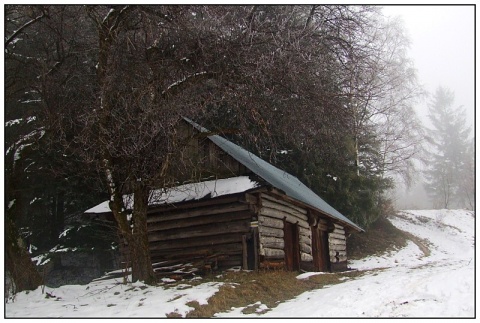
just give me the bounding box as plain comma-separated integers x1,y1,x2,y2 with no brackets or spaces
5,209,475,318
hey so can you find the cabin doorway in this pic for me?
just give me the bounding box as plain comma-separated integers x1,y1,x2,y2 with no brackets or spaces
284,221,300,271
312,226,330,272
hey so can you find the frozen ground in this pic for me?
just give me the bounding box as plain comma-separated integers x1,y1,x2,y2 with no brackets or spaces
5,209,475,318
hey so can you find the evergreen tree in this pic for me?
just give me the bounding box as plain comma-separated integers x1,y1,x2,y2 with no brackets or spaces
424,86,474,209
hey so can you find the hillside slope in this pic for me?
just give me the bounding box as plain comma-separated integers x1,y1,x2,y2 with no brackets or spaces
5,209,475,318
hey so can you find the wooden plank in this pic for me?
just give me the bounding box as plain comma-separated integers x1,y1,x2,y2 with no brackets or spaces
242,235,248,270
150,242,243,260
148,220,250,242
147,195,242,215
252,227,259,270
260,193,308,215
218,256,243,269
259,207,309,229
149,233,243,251
147,202,249,223
148,210,252,232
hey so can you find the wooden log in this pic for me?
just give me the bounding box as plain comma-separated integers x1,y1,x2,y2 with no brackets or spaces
260,236,284,245
260,237,284,250
329,237,347,246
299,227,312,239
300,243,312,255
260,199,308,221
258,226,284,238
329,244,347,251
330,255,347,263
299,232,312,245
260,193,307,215
301,253,313,262
263,248,285,258
333,229,346,236
333,223,345,231
329,232,346,240
329,250,347,257
259,207,309,229
258,215,284,229
148,219,250,243
147,202,249,223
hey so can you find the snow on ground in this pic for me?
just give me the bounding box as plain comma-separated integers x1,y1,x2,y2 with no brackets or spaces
5,276,223,318
5,209,475,318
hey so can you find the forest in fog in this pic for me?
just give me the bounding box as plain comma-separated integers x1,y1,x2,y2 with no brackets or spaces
4,5,474,290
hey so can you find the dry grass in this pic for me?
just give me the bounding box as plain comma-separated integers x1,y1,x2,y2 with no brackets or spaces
169,214,409,318
185,269,364,318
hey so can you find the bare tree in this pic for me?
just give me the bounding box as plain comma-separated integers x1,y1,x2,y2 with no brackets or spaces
6,5,429,284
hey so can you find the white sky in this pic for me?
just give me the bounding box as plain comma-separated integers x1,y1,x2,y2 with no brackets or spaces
381,5,475,129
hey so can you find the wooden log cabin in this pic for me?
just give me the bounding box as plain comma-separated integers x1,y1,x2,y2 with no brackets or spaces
84,118,363,274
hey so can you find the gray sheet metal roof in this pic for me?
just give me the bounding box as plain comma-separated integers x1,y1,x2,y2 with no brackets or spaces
184,118,363,232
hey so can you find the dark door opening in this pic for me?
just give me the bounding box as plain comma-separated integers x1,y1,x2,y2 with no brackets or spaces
312,226,330,272
284,221,300,271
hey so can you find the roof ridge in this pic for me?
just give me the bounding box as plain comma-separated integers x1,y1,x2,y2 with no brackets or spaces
182,117,363,232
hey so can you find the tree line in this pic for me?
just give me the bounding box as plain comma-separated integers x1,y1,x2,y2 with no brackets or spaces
4,5,473,290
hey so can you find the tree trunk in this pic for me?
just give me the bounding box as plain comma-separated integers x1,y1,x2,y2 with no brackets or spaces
130,183,157,284
5,215,42,293
5,151,42,293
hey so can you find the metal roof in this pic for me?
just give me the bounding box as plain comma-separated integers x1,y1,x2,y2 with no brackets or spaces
184,118,363,232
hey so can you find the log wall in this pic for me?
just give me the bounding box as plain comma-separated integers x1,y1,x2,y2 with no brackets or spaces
328,223,347,270
146,194,255,271
257,193,313,265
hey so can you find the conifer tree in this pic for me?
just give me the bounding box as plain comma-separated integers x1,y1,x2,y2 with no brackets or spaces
424,86,474,209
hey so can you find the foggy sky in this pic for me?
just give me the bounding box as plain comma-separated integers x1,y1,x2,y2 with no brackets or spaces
382,5,475,129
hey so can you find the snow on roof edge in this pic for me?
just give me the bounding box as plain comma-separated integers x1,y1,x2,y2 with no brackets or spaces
84,176,259,214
